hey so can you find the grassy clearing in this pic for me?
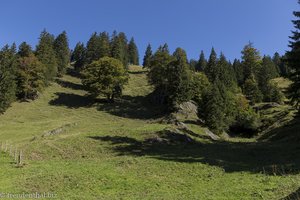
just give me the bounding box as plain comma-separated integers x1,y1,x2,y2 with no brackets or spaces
0,66,299,199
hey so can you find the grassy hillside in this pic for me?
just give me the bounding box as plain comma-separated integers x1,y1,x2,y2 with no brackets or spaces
0,67,299,199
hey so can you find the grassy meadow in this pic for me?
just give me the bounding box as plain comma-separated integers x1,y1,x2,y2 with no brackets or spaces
0,66,299,199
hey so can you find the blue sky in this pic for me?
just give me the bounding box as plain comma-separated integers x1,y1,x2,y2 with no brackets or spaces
0,0,298,62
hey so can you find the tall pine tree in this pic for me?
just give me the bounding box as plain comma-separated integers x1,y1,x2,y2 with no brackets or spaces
128,37,139,65
143,44,152,68
0,45,17,113
286,1,300,110
196,50,207,71
54,31,70,76
36,30,58,82
72,42,86,71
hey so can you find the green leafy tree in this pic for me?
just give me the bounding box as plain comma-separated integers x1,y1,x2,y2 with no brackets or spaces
82,57,128,101
286,1,300,110
54,31,70,76
143,44,152,68
0,45,17,113
16,54,46,100
36,30,58,81
72,42,86,71
128,37,139,65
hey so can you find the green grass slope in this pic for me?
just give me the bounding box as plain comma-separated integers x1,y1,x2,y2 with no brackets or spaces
0,67,299,200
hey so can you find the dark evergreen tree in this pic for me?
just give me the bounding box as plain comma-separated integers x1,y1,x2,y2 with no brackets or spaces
98,32,110,58
110,31,129,67
201,81,227,133
241,43,261,82
286,1,300,110
0,45,17,113
196,50,207,71
72,42,86,71
189,59,197,71
232,59,244,86
35,30,57,81
143,44,152,68
204,48,218,82
243,75,263,104
272,52,283,75
128,37,139,65
217,53,237,89
148,46,173,104
117,32,129,66
166,48,192,108
18,42,32,57
86,32,101,64
54,31,70,76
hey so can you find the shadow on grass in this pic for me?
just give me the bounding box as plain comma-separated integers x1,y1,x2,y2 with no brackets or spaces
258,116,300,142
56,79,86,91
66,67,82,78
97,95,166,120
89,129,300,175
281,188,300,200
49,92,95,108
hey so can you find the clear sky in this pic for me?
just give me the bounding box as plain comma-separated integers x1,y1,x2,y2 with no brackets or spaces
0,0,298,62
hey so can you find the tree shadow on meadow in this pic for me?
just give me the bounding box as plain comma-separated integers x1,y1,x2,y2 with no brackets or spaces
55,79,86,91
88,129,300,175
49,92,95,108
97,95,166,120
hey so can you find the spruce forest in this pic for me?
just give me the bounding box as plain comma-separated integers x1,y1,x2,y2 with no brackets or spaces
0,1,299,199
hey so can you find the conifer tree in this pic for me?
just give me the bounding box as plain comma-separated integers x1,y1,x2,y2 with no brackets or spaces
128,37,139,65
217,53,237,89
204,48,218,82
272,52,282,75
86,32,101,64
117,32,129,66
0,45,17,113
196,51,207,71
110,31,129,67
148,46,173,104
243,75,263,104
98,32,110,58
232,59,244,86
143,44,152,68
18,42,32,57
54,31,70,76
72,42,86,71
202,81,227,133
286,1,300,110
166,48,192,107
36,30,58,81
241,43,261,82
